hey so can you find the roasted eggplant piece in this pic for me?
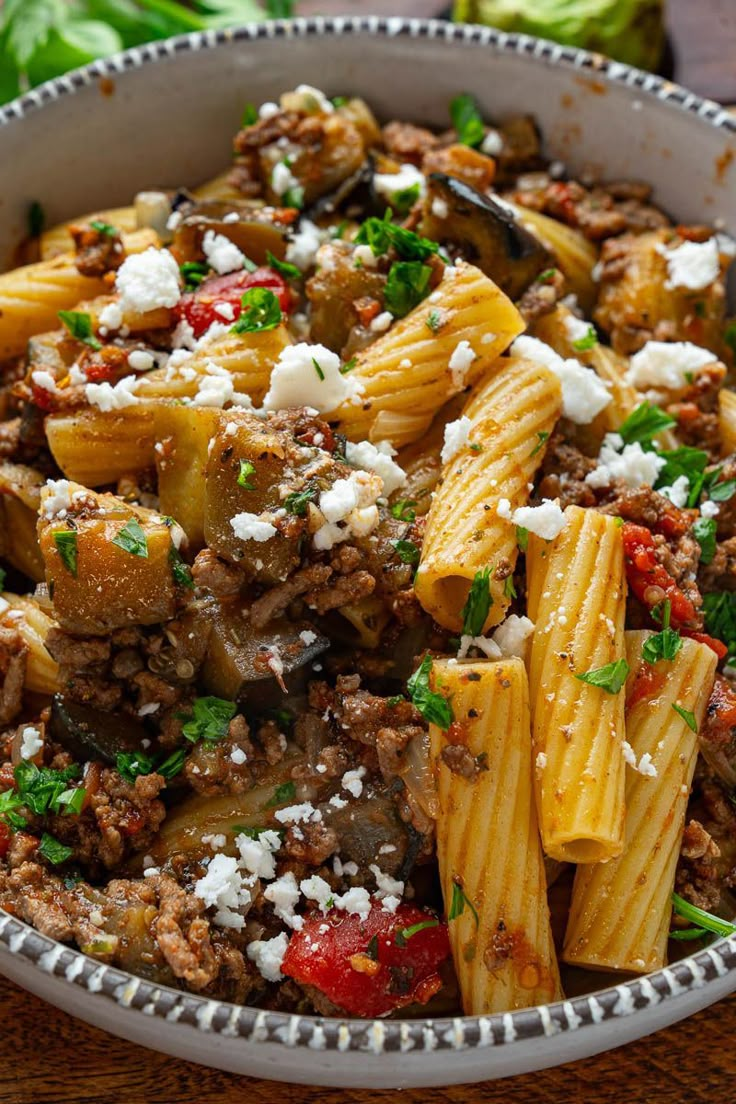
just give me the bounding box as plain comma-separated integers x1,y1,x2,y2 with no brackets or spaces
172,199,290,265
50,695,148,763
306,240,386,354
306,160,374,221
419,173,552,300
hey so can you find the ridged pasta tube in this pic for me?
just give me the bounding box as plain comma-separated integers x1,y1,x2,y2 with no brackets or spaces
527,504,627,863
506,201,599,313
563,632,717,973
0,594,60,696
45,406,157,487
415,357,562,633
430,657,562,1013
40,207,138,260
719,389,736,456
330,261,525,448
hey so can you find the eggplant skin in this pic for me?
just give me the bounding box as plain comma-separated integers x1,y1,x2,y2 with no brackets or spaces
421,173,552,299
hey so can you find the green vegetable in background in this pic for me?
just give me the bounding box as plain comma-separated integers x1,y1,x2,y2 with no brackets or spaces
452,0,664,72
0,0,295,105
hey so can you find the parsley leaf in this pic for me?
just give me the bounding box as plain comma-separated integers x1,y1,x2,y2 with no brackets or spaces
241,103,258,126
448,880,479,926
266,250,301,281
516,526,529,552
182,696,237,744
407,655,453,730
89,219,118,237
449,93,484,148
266,780,296,808
230,287,282,334
283,486,318,516
575,658,630,694
116,751,156,783
384,261,432,318
503,575,517,599
655,447,708,505
111,517,148,558
38,833,74,866
169,546,194,589
709,478,736,503
394,918,439,946
391,539,420,566
58,309,101,350
642,600,682,663
571,325,598,352
530,430,550,458
237,459,256,490
53,530,77,576
354,215,439,261
390,499,417,522
703,592,736,657
312,357,325,381
157,747,187,779
693,516,717,565
13,761,83,817
180,261,209,289
618,401,676,446
426,308,444,334
672,703,698,733
671,891,736,940
460,567,492,637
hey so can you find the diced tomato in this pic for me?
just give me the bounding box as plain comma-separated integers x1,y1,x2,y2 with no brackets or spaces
626,663,667,711
281,904,450,1018
546,182,578,224
622,523,699,628
30,382,57,412
683,631,728,660
0,821,10,859
353,296,381,328
173,268,291,338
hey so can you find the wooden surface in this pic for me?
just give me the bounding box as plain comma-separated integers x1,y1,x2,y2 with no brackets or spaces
0,971,734,1103
1,2,734,1103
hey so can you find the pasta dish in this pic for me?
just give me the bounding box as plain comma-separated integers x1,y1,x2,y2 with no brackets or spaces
0,85,735,1019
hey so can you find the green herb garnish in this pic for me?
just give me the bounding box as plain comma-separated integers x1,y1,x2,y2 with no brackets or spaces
13,761,83,818
170,546,194,590
241,103,258,126
516,526,529,552
115,751,157,783
390,499,417,522
384,261,432,318
448,880,479,926
693,516,717,566
283,486,318,516
237,459,257,490
340,356,357,375
460,567,492,637
266,780,297,808
38,833,74,866
53,530,77,576
266,250,301,281
354,214,439,261
181,696,237,744
503,575,517,600
394,918,439,946
672,703,698,733
575,658,630,694
642,600,682,664
407,655,453,730
449,93,484,148
426,308,443,334
702,592,736,658
618,401,676,446
58,310,101,350
230,287,282,334
89,219,118,237
180,261,209,289
111,517,148,559
571,325,598,352
392,539,420,566
530,430,550,458
670,892,736,941
157,747,187,779
391,183,421,215
312,357,326,381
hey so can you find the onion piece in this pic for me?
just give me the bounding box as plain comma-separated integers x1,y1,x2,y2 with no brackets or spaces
399,731,439,820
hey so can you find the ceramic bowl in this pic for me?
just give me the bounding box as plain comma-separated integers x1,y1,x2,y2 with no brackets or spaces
0,15,735,1089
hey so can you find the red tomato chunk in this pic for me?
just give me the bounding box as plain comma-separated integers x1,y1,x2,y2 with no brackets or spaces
174,268,291,338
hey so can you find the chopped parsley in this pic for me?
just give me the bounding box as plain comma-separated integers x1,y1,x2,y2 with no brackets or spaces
394,918,439,946
58,309,101,350
266,251,301,281
89,219,118,237
366,933,380,960
530,430,550,458
169,546,194,589
448,880,479,926
425,308,444,334
181,696,237,743
12,761,83,819
283,486,318,516
407,655,453,730
672,703,698,733
703,592,736,657
230,287,282,334
180,261,209,289
157,748,188,779
340,356,357,375
390,499,417,522
693,516,717,565
571,325,598,352
618,401,676,446
241,103,258,126
537,268,556,283
116,751,156,783
708,477,736,503
391,183,421,214
670,891,736,942
642,600,682,664
111,517,148,558
38,833,74,866
654,447,708,506
516,526,529,552
354,214,439,262
384,261,432,318
503,575,517,600
575,658,630,694
449,93,484,148
53,530,77,576
392,539,420,566
312,357,325,381
267,780,297,808
460,567,492,637
237,459,257,490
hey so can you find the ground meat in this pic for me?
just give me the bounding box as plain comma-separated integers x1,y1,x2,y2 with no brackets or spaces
184,729,255,796
192,549,244,599
332,676,423,748
70,222,125,277
283,821,338,866
421,144,496,193
45,629,111,672
305,569,375,615
0,625,27,726
512,179,669,241
249,564,333,629
441,744,481,779
536,433,597,508
681,819,720,862
382,120,439,164
676,764,736,911
153,874,220,991
699,536,736,593
704,455,736,541
516,268,565,323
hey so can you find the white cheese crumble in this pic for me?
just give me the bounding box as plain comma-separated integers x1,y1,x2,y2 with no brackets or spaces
621,740,658,778
41,478,74,519
341,766,366,799
258,101,280,119
236,829,281,880
19,726,43,760
295,84,334,114
448,340,477,389
31,370,57,394
659,475,690,509
299,630,317,646
585,432,666,490
334,886,372,920
563,313,595,345
230,747,247,766
441,415,472,464
85,375,140,411
193,854,252,930
230,512,277,542
501,499,567,540
481,129,503,156
457,635,502,660
700,499,720,519
370,310,393,334
274,802,322,826
656,237,720,290
300,874,334,913
128,350,154,371
271,160,300,198
247,933,289,982
98,301,123,330
510,335,611,424
353,243,378,269
373,163,426,204
369,864,404,901
202,230,246,275
344,440,407,497
312,470,382,551
491,615,535,659
431,196,449,219
263,342,359,413
626,340,716,392
286,219,324,271
264,871,303,930
115,247,181,313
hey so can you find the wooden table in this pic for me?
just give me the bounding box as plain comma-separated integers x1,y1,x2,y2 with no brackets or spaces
2,2,735,1101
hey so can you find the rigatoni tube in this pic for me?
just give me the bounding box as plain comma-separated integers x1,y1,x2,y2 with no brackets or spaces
430,658,561,1014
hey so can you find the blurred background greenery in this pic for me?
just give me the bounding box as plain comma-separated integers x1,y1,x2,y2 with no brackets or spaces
0,0,678,107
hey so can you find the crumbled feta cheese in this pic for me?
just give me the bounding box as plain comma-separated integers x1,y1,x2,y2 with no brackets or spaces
236,829,280,880
507,500,567,540
86,375,140,411
341,766,366,799
264,871,303,929
193,854,251,929
230,512,277,542
344,440,407,497
329,794,348,810
295,84,334,114
496,497,512,520
191,370,235,409
137,702,160,717
491,615,535,659
535,752,547,770
373,163,426,204
585,432,666,490
334,886,372,920
481,129,503,156
258,101,280,119
31,370,58,393
272,160,300,198
353,243,377,269
369,864,404,902
626,340,715,392
700,499,720,519
448,340,477,389
202,230,246,275
300,874,334,912
299,630,317,646
247,932,289,982
563,313,594,344
457,635,502,660
99,301,123,330
657,237,720,290
263,342,359,413
441,415,472,464
274,802,322,826
19,726,43,760
622,740,658,777
201,833,226,851
115,247,181,313
510,335,611,424
370,310,393,334
41,478,73,519
431,196,449,219
128,349,154,371
286,219,324,271
659,475,690,509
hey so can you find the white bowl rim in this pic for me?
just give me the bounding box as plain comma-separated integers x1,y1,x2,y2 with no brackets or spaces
0,12,735,1057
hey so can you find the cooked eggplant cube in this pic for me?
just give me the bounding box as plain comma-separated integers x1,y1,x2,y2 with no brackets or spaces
420,173,552,300
173,200,289,266
40,511,176,634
